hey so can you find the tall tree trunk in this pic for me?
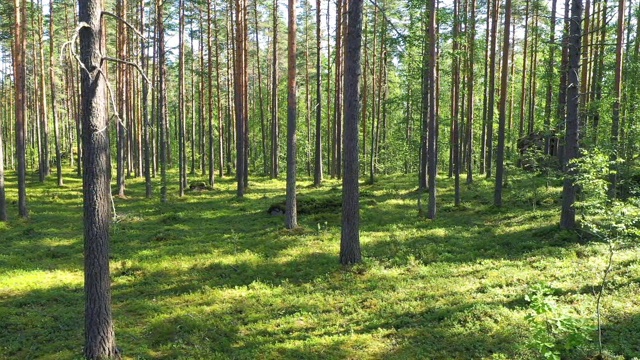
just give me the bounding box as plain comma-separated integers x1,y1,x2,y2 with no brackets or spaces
78,0,118,356
285,0,298,229
313,0,323,187
560,0,582,229
235,0,248,196
13,0,28,218
179,0,187,196
141,0,151,198
207,0,215,187
466,0,476,184
0,114,6,221
544,0,558,155
485,0,499,178
254,0,268,175
158,0,168,203
214,1,224,178
271,0,280,179
117,0,128,198
609,0,625,198
341,0,364,265
519,0,530,140
494,0,512,207
49,0,63,186
427,0,438,219
333,0,344,179
452,0,461,206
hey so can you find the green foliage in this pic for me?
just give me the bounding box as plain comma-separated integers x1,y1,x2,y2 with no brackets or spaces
525,284,592,360
571,150,640,243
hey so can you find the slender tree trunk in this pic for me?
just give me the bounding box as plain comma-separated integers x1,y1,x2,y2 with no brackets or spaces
179,0,187,196
0,115,6,221
214,1,224,178
235,0,248,196
13,0,28,218
313,0,323,186
485,0,499,178
207,0,216,187
141,0,151,198
158,0,168,203
271,0,280,179
341,0,364,265
49,0,63,186
78,0,118,356
544,0,558,155
427,0,438,219
494,0,512,207
285,0,298,229
254,0,268,175
466,0,476,184
519,0,530,140
610,0,625,198
333,0,344,179
452,0,461,206
560,0,582,229
116,0,128,198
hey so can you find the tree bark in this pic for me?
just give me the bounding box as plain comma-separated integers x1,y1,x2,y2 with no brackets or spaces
313,0,323,187
560,0,582,230
285,0,298,229
271,0,280,179
50,0,63,186
609,0,625,198
13,0,28,218
78,0,119,356
340,0,364,265
495,0,512,207
427,0,437,219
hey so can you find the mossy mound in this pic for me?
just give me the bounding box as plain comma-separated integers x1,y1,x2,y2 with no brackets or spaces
267,196,342,216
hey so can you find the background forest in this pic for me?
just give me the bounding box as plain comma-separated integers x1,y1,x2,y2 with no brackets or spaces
1,0,640,358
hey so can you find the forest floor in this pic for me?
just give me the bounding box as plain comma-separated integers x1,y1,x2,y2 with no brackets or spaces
1,169,639,359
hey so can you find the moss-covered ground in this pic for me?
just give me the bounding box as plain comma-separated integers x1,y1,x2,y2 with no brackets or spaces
1,169,639,359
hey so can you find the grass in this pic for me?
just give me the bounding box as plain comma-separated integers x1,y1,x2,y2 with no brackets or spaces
1,168,639,359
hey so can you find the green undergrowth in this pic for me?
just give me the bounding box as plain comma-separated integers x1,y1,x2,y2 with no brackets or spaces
1,169,639,359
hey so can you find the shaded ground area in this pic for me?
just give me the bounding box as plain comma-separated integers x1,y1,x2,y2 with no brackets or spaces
1,170,639,359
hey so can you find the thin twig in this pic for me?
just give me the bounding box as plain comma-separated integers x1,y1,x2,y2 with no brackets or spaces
101,56,152,85
101,11,147,41
367,0,406,44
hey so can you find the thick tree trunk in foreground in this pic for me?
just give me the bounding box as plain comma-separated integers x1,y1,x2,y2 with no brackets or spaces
78,0,118,356
341,0,364,265
285,0,298,229
560,0,582,229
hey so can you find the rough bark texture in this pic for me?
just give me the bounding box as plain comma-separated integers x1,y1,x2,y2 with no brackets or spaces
14,0,28,218
78,0,118,356
340,0,363,265
494,0,512,207
285,0,298,229
560,0,582,229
